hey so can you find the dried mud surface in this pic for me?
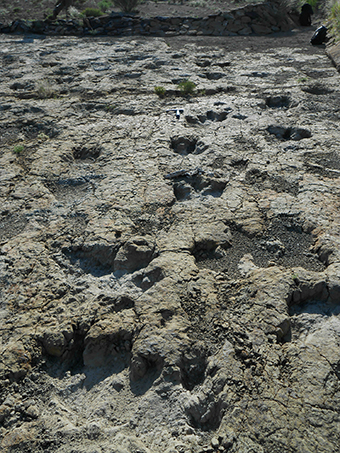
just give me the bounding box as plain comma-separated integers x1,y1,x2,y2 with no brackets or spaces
1,28,340,453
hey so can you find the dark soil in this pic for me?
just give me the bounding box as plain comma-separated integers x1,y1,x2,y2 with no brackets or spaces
196,220,325,278
163,28,324,53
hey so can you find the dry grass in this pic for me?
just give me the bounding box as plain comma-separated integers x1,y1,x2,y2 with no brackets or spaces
328,0,340,37
113,0,139,13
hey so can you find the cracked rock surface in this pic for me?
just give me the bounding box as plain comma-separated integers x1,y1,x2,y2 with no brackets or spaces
1,29,340,453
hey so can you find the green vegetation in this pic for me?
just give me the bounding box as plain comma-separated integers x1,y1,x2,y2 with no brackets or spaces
292,272,299,280
36,82,56,99
14,144,24,154
81,7,103,17
113,0,140,13
98,0,113,12
303,0,319,8
330,1,340,38
45,9,54,19
178,79,196,96
154,86,166,97
297,76,310,83
278,0,318,12
105,104,118,111
37,133,49,141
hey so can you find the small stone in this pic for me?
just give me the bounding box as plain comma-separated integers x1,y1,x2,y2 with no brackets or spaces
0,405,10,423
25,405,39,419
86,422,101,439
42,331,66,357
211,437,220,448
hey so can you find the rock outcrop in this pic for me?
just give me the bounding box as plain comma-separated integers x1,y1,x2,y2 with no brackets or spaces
0,27,340,453
0,1,295,37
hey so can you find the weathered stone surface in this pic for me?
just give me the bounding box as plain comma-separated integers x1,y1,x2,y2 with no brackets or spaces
327,40,340,72
83,310,135,366
0,26,340,453
0,2,298,37
114,235,155,272
42,330,67,357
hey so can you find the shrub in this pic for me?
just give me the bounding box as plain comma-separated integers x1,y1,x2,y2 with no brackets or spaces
14,145,24,154
154,86,166,97
81,7,103,17
288,0,320,10
305,0,319,8
36,82,56,99
297,76,310,83
45,9,54,20
68,6,82,18
37,133,49,141
105,104,118,111
271,0,318,13
113,0,140,13
178,79,196,95
98,0,113,12
330,1,340,37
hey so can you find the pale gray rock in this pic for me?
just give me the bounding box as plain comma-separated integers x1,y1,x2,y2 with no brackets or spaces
237,253,258,277
0,27,340,453
114,235,155,273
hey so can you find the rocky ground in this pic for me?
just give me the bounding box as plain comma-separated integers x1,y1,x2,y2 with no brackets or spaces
1,24,340,453
0,0,261,24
